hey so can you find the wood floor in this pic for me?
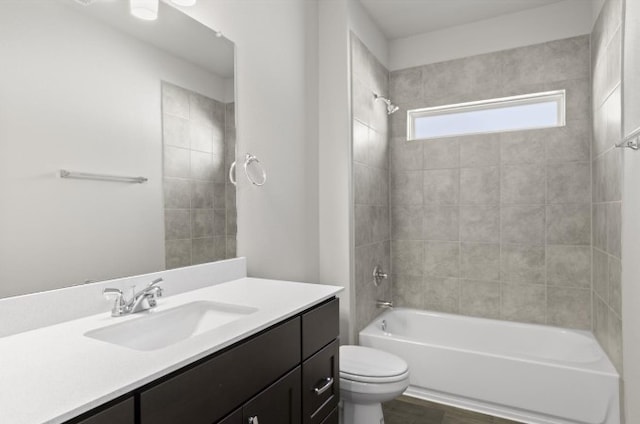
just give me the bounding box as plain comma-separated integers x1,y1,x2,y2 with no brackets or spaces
382,396,523,424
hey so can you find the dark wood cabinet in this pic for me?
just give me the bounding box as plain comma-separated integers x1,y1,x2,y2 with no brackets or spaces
65,297,339,424
217,409,242,424
243,367,301,424
319,408,338,424
302,298,339,360
140,317,301,424
70,397,134,424
302,340,339,424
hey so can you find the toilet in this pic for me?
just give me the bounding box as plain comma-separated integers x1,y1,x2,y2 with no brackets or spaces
340,345,410,424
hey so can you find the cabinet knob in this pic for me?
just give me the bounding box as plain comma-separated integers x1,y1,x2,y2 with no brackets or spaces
248,416,259,424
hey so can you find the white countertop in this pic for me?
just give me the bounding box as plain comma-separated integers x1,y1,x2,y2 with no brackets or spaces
0,278,342,424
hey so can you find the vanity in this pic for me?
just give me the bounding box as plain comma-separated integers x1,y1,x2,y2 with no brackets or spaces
72,298,339,424
0,259,343,424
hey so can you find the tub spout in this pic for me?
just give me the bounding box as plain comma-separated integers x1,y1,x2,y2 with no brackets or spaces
376,300,393,309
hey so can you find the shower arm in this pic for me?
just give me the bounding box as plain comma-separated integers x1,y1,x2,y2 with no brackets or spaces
373,92,399,115
373,93,391,106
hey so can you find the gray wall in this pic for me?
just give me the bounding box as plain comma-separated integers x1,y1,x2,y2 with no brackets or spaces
351,34,392,334
162,82,236,269
388,36,593,329
592,0,623,373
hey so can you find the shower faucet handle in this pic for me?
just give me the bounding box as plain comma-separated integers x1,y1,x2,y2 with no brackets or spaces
373,265,388,286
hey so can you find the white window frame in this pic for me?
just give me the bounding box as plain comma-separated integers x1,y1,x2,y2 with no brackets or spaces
407,90,566,141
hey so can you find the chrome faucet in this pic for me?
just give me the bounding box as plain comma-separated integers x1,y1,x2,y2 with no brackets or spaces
103,278,164,317
376,299,393,309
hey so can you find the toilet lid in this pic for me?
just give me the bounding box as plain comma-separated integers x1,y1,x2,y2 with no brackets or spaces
340,345,409,382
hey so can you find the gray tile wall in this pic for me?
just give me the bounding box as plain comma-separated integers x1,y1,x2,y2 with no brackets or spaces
592,0,623,373
389,36,593,329
351,34,392,334
162,82,236,269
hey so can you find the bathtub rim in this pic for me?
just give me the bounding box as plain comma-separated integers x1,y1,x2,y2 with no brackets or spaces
360,307,619,377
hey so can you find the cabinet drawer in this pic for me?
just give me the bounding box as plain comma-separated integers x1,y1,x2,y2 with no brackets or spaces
302,298,339,359
73,397,134,424
319,408,338,424
243,367,301,424
140,317,301,424
302,339,339,424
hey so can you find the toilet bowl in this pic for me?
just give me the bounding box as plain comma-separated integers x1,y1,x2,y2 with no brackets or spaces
340,345,410,424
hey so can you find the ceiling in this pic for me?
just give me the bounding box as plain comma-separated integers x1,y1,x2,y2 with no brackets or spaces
359,0,566,40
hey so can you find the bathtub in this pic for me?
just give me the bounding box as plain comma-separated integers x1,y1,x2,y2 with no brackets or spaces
359,308,619,424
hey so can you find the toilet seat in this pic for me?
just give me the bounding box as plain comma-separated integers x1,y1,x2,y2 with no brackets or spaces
340,345,409,384
341,369,410,384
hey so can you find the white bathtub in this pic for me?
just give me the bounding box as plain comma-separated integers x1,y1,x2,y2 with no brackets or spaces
359,308,620,424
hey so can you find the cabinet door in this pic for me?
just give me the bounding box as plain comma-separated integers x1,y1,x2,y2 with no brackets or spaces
243,367,301,424
301,298,339,360
73,397,134,424
302,340,339,424
319,408,338,424
140,317,301,424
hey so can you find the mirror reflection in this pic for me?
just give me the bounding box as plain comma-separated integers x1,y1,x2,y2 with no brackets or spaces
0,0,236,299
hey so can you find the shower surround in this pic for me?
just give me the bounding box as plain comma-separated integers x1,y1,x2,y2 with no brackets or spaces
387,35,593,329
591,0,623,373
349,2,625,420
351,34,392,334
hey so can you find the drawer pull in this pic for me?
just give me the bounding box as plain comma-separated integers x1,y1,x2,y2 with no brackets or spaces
313,377,334,396
248,416,259,424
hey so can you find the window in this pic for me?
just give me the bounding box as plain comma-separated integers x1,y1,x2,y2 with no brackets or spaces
407,90,566,141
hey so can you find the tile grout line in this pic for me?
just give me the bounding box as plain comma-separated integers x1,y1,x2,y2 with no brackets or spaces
458,139,463,314
498,137,504,321
590,51,595,333
544,136,549,326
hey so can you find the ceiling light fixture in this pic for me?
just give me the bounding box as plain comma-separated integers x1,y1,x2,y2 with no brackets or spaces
129,0,159,21
129,0,198,20
170,0,197,6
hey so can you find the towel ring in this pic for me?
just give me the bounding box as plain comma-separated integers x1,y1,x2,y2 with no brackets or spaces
229,161,237,186
244,153,266,186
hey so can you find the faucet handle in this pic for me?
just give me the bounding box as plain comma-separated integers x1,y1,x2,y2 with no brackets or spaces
103,287,123,299
103,288,125,317
373,265,388,286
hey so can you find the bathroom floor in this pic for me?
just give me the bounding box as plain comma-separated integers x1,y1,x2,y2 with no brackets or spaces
382,396,523,424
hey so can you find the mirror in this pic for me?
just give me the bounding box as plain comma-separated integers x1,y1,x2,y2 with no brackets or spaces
0,0,236,298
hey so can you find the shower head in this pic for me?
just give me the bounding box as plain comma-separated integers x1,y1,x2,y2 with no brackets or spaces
373,93,399,115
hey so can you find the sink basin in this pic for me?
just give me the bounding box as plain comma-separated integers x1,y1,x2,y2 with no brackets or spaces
85,301,258,351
